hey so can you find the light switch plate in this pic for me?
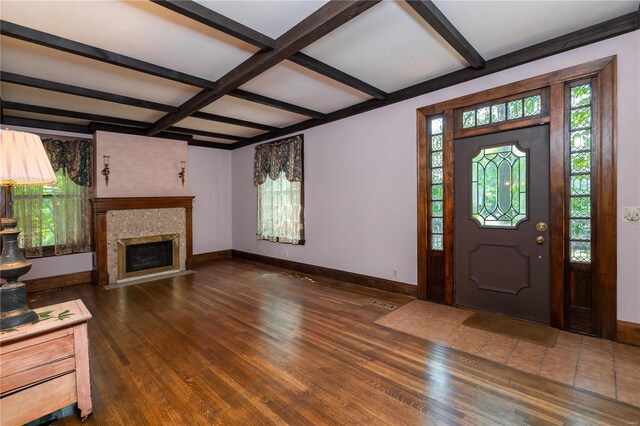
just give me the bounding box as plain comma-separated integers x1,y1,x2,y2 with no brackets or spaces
623,207,640,222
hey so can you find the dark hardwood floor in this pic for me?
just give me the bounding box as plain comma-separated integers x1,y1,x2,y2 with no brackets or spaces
28,259,640,425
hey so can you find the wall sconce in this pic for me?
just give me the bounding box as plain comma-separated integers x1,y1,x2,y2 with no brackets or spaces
178,161,186,187
101,155,110,187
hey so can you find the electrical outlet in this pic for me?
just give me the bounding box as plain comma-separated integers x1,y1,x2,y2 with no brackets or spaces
392,270,397,278
623,207,640,222
285,251,289,258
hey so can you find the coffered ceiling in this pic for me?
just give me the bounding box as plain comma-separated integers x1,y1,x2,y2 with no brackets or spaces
1,0,638,149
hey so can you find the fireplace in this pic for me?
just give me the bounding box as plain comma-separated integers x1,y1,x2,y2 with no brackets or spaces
117,234,179,280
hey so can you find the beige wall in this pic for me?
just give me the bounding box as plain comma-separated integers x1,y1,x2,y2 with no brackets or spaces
94,131,189,197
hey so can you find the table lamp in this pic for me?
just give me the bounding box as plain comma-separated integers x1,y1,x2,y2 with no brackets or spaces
0,129,57,329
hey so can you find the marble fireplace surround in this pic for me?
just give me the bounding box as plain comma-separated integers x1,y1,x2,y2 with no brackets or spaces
92,197,194,286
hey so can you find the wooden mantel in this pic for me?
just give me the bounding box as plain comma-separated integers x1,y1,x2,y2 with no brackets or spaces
91,196,195,286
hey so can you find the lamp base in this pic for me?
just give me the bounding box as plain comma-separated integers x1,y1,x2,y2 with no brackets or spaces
0,282,38,329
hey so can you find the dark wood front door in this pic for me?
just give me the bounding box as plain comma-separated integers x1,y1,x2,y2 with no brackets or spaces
454,126,550,324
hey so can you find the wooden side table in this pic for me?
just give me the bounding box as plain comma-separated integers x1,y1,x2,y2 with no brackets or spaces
0,300,93,425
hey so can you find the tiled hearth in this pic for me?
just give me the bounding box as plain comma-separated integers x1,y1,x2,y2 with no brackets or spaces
376,301,640,407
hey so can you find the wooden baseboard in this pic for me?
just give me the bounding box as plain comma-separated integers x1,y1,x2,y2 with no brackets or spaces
192,249,232,265
232,250,417,296
24,270,93,293
617,320,640,347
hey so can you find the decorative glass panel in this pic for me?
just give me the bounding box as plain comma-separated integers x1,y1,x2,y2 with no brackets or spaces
432,184,443,200
570,241,591,263
431,117,443,134
570,219,591,239
431,134,443,150
432,218,444,234
431,168,443,184
477,107,490,125
431,234,443,250
431,201,443,217
570,175,591,196
523,95,541,116
570,84,591,107
570,152,591,173
431,151,443,167
507,100,523,119
570,197,591,218
429,115,444,251
568,81,593,264
462,111,475,128
471,143,527,227
570,130,591,151
570,107,591,129
491,104,506,123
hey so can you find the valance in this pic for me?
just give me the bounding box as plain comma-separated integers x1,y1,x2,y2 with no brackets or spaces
43,139,93,187
254,135,302,186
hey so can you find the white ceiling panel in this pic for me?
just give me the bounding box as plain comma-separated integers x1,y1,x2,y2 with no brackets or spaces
1,37,199,107
434,1,639,60
195,0,329,39
1,83,167,123
175,117,265,139
3,109,90,126
239,61,371,114
191,136,236,145
0,0,257,81
200,96,309,128
301,0,467,93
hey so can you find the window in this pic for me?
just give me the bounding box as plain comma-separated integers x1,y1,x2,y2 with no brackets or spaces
429,116,444,250
461,92,543,129
11,138,92,258
254,135,304,244
471,143,527,228
567,82,593,263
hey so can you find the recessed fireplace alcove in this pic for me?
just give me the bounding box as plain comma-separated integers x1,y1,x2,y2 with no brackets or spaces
117,234,179,280
91,197,195,285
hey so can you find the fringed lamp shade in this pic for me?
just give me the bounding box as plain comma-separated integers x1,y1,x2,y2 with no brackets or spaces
0,129,57,186
1,129,58,330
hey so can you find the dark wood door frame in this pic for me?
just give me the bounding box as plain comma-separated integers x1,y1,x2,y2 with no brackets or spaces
417,56,617,339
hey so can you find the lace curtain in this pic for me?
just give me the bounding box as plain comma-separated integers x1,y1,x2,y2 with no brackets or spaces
254,136,304,244
13,138,92,257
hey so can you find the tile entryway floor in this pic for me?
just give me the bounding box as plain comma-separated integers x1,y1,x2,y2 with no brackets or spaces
375,300,640,407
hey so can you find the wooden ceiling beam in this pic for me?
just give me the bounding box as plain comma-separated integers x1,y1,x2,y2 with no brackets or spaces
0,21,321,124
153,0,387,100
1,101,149,128
191,111,277,132
233,10,638,148
1,72,177,112
405,0,485,70
229,90,326,119
168,126,247,141
0,20,214,89
146,1,382,135
0,101,246,142
288,53,388,100
150,0,275,50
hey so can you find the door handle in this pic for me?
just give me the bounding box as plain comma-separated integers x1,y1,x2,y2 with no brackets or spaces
536,236,545,244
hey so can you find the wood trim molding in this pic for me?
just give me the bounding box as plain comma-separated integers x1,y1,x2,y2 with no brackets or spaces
91,197,195,285
416,57,617,339
617,320,640,347
232,250,417,296
192,250,233,264
24,270,92,293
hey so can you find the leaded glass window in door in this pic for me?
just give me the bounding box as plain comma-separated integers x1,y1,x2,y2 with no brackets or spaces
471,143,527,227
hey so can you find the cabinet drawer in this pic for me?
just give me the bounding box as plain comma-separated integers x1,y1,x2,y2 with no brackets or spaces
0,334,74,378
0,372,77,426
0,357,76,396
